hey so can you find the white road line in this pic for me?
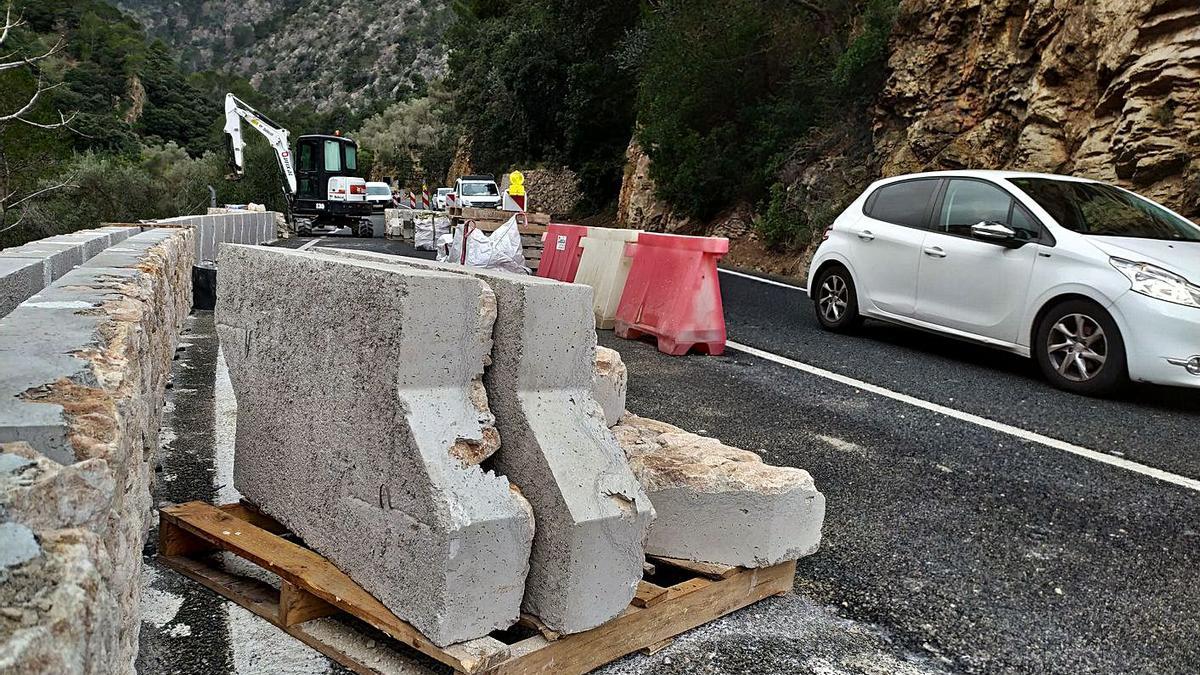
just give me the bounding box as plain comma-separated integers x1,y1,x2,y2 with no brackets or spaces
719,267,808,292
725,339,1200,493
297,237,324,251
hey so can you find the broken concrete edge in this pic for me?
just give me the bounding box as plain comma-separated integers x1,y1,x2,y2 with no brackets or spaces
215,244,534,647
317,248,654,636
0,227,195,673
612,413,825,568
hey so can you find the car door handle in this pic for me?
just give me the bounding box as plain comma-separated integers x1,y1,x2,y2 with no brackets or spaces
923,246,947,258
857,230,875,241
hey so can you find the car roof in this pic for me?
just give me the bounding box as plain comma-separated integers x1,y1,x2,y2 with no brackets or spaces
877,169,1101,185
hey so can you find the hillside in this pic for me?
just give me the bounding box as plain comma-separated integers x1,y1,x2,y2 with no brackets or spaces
112,0,451,112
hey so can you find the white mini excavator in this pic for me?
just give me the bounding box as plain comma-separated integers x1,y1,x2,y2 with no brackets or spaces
223,93,374,237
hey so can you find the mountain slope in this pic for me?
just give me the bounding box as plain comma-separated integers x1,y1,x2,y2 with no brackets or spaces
112,0,450,112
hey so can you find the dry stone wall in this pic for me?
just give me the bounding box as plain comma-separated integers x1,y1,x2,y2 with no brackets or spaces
0,228,194,674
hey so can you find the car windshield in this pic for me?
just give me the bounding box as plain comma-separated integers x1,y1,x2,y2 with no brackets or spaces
461,182,498,196
367,186,390,196
1009,177,1200,241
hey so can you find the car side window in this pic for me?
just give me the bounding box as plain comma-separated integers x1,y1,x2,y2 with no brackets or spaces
864,179,940,228
938,179,1039,242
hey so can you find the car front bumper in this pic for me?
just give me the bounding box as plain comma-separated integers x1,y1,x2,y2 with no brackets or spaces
1112,290,1200,388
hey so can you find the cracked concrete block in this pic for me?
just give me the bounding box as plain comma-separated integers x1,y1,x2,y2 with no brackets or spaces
593,346,628,428
0,257,46,319
321,249,654,635
215,244,535,647
613,414,825,567
0,241,85,285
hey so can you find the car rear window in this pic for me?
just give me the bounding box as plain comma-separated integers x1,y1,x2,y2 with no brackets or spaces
865,179,940,228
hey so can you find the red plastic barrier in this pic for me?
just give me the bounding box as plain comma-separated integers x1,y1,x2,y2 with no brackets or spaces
537,223,589,282
613,232,728,356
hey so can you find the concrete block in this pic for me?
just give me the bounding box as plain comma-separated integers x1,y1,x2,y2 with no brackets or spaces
0,257,46,319
593,346,628,427
43,230,113,259
322,249,654,635
613,414,825,567
215,244,535,646
0,241,84,284
97,225,141,244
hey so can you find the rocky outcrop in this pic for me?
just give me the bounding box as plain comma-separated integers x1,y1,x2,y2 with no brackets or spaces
613,414,825,568
116,0,449,112
617,137,692,233
500,167,583,217
876,0,1200,217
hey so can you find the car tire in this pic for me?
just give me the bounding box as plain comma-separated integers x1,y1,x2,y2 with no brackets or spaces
813,265,863,332
1034,299,1128,397
357,219,373,238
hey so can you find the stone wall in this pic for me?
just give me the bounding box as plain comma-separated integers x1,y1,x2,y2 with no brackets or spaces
0,228,195,674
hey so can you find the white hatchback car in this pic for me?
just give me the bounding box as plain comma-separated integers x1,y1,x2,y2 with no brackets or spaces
808,170,1200,395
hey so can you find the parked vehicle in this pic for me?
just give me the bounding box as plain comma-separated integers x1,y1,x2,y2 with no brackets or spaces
453,175,501,209
365,182,394,210
436,187,453,210
808,170,1200,395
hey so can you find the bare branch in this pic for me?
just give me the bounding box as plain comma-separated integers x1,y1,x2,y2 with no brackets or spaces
0,80,67,124
16,108,77,130
0,38,63,72
0,4,24,47
4,175,76,209
0,213,26,235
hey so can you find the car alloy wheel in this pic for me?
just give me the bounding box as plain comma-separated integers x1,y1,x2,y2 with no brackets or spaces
819,274,849,323
1046,313,1108,382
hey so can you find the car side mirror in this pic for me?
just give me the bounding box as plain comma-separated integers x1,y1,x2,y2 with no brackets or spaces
971,221,1021,246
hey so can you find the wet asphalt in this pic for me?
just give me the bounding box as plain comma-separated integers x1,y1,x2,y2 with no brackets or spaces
141,230,1200,674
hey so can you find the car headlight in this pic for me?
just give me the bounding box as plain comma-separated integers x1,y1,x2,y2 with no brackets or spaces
1111,257,1200,307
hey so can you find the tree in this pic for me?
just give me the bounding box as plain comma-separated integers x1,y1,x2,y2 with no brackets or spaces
0,2,76,236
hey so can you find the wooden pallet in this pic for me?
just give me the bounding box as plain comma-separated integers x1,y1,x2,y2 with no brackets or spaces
158,501,795,675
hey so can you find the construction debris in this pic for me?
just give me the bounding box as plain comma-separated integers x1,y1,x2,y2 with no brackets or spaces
215,245,536,647
319,249,655,635
593,346,628,427
613,413,825,568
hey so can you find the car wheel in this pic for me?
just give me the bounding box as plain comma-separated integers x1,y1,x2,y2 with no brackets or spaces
813,265,863,332
1034,299,1128,396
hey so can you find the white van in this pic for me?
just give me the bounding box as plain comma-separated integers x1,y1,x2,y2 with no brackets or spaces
365,182,394,211
452,175,501,210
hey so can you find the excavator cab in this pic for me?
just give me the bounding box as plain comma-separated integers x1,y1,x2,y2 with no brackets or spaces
292,135,373,234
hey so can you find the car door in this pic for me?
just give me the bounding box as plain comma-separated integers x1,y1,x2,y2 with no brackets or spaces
852,178,942,316
914,178,1044,343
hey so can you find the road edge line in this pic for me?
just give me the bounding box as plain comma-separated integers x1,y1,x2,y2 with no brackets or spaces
725,339,1200,493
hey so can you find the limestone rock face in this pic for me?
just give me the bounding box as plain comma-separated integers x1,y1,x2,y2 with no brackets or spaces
592,346,628,428
216,245,535,647
876,0,1200,217
499,166,583,217
613,414,824,568
616,137,692,233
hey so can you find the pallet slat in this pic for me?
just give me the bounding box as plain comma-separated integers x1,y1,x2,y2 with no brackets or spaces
157,502,796,675
159,502,508,673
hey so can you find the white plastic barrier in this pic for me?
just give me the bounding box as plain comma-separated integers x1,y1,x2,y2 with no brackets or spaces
575,227,641,329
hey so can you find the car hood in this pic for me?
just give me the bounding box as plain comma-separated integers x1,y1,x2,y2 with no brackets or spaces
1086,236,1200,282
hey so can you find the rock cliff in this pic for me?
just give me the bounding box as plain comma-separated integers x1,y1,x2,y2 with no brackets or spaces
876,0,1200,217
114,0,450,112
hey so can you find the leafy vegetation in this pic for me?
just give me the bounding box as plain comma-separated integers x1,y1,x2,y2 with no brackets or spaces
447,0,898,240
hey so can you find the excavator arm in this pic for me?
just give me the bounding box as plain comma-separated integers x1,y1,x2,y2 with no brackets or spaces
223,93,297,197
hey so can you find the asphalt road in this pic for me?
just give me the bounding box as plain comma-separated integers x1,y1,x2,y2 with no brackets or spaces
141,231,1200,674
